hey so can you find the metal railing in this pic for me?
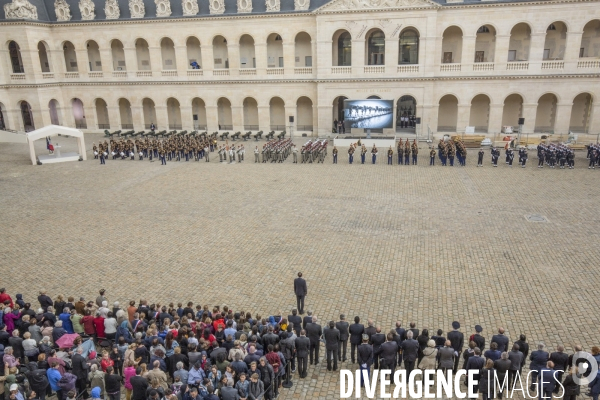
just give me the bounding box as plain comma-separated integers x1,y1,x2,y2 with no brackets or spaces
121,124,133,129
75,122,87,129
244,125,259,130
168,125,182,130
219,125,233,130
270,125,286,130
98,124,110,129
296,125,313,131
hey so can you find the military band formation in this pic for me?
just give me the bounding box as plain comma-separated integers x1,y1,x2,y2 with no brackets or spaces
91,133,599,170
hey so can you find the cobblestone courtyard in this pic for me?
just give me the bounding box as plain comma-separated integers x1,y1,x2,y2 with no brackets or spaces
1,134,599,399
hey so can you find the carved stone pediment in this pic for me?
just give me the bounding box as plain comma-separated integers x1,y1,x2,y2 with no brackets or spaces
265,0,279,11
237,0,251,13
155,0,171,17
79,0,95,20
54,0,72,21
182,0,198,15
129,0,145,17
104,0,120,19
317,0,439,12
3,0,38,20
294,0,309,10
208,0,224,14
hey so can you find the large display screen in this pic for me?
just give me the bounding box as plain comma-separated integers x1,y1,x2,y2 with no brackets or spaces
343,99,394,129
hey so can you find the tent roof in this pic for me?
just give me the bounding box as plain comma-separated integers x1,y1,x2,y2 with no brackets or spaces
26,125,84,142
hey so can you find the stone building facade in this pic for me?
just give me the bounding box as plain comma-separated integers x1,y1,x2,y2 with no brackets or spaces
0,0,599,137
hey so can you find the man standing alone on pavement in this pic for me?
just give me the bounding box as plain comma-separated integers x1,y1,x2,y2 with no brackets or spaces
294,272,307,315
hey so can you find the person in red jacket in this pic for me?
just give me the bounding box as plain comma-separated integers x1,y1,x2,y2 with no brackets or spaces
93,313,106,339
81,310,96,337
0,288,14,308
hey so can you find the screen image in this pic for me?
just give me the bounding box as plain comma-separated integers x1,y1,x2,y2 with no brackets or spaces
343,99,394,129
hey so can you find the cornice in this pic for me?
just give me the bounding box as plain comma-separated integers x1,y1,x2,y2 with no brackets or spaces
0,11,313,27
0,0,597,25
1,73,598,89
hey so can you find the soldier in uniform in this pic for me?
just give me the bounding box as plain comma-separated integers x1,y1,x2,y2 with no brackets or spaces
448,143,455,166
477,148,484,167
411,140,418,165
492,147,499,167
566,149,574,169
429,147,436,166
92,143,98,159
590,149,598,169
360,144,367,164
387,146,393,165
319,146,325,163
397,139,403,165
348,144,355,164
371,145,378,164
507,148,514,167
160,148,167,165
255,146,260,163
538,149,545,168
293,145,298,163
332,146,338,164
404,141,410,166
99,148,106,164
521,148,528,168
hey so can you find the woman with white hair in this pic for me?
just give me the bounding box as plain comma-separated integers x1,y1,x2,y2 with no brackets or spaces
88,363,106,398
22,332,39,361
2,307,21,333
3,347,19,367
418,339,438,370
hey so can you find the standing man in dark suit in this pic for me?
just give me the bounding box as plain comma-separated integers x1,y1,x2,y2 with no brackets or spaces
357,335,373,388
370,327,386,371
515,334,530,372
293,272,307,315
349,317,364,364
305,316,322,365
375,333,399,371
408,322,419,339
323,321,340,371
288,309,302,337
549,345,569,393
72,347,90,399
336,315,349,363
400,331,419,376
529,342,549,391
491,327,509,353
294,330,310,379
302,311,312,330
447,321,464,373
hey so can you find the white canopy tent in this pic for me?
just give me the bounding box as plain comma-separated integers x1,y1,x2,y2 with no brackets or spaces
26,125,87,165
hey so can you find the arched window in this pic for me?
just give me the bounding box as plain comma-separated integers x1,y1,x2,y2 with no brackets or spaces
399,29,419,64
366,30,385,65
337,32,351,66
9,41,24,73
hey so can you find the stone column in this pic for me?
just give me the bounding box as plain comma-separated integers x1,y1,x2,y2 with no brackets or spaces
528,32,547,73
74,48,89,77
311,39,317,73
521,103,538,134
123,47,138,77
351,39,365,76
6,108,22,131
317,39,331,76
385,38,398,75
254,42,267,76
206,105,219,132
487,103,504,135
84,106,96,131
131,105,144,131
108,106,122,130
149,46,162,74
494,34,510,71
175,45,188,77
21,48,42,81
231,105,243,132
49,49,66,76
425,104,439,135
180,104,194,130
201,44,214,76
283,42,295,75
99,48,112,73
588,102,600,133
155,105,169,130
456,104,471,134
0,49,11,83
228,43,240,76
554,102,573,135
257,105,270,132
461,35,476,71
317,104,332,137
285,105,295,137
564,31,583,70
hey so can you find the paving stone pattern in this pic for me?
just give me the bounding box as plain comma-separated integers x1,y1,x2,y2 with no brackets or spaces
1,134,599,399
